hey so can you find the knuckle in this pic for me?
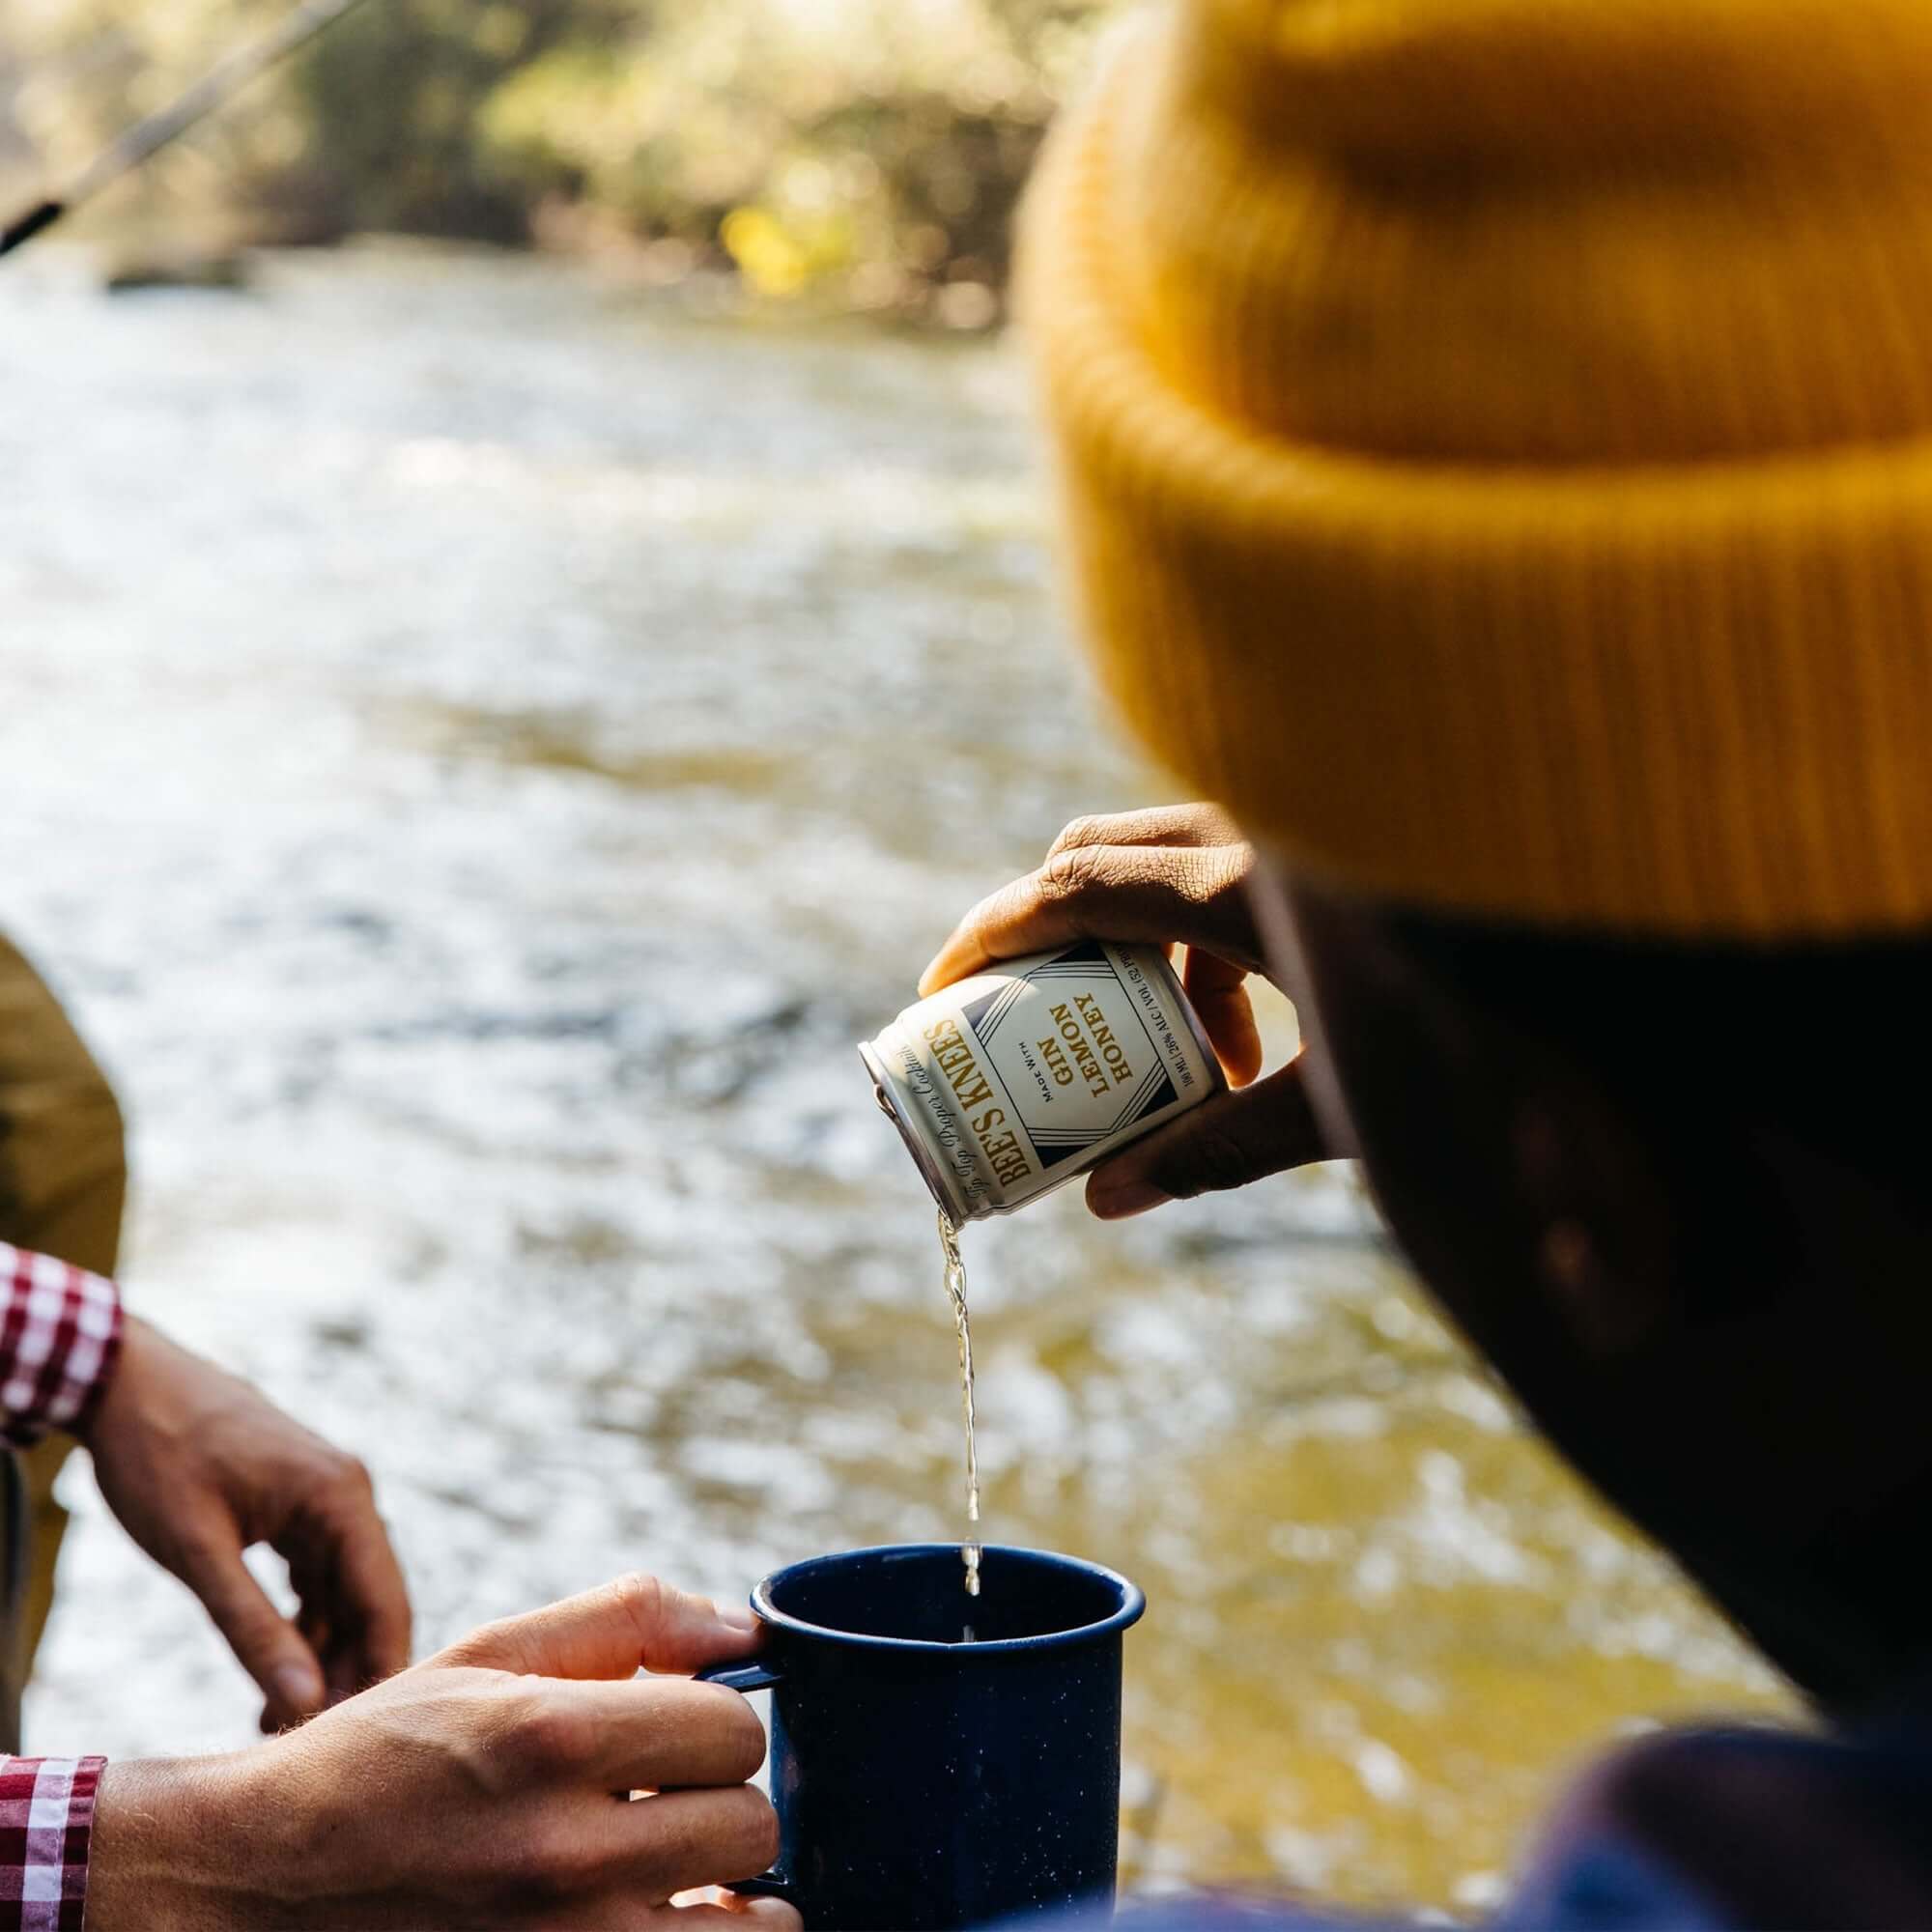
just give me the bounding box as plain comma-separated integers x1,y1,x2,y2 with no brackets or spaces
741,1785,782,1871
636,1786,779,1895
651,1677,767,1781
632,1810,696,1896
607,1569,667,1643
1046,813,1107,859
330,1452,377,1501
685,1786,779,1880
176,1523,236,1577
494,1694,584,1784
710,1685,769,1779
438,1619,503,1668
1035,842,1106,908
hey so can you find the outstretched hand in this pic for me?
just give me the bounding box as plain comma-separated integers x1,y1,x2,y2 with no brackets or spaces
88,1573,798,1930
79,1314,412,1730
922,805,1330,1216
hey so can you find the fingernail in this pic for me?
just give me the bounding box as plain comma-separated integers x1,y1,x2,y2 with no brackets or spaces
916,954,948,996
272,1662,322,1711
718,1602,760,1634
1089,1175,1170,1220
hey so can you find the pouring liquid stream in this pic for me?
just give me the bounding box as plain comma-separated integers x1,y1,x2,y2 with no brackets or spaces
938,1210,980,1619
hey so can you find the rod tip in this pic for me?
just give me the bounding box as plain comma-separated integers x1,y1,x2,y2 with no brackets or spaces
0,200,66,258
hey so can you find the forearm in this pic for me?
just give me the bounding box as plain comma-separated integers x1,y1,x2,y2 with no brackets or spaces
0,1242,122,1447
83,1754,268,1932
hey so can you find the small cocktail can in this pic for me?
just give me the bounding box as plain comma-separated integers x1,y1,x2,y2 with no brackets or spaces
860,941,1226,1222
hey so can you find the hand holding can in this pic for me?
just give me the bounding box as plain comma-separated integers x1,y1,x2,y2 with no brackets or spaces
863,938,1225,1223
877,807,1331,1220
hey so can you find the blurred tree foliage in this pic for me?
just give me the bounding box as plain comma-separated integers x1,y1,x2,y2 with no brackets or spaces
3,0,1111,317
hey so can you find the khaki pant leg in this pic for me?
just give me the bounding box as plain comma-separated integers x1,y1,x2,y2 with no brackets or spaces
0,934,128,1743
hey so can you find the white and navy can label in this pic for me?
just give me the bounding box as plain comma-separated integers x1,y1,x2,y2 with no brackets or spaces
860,941,1225,1222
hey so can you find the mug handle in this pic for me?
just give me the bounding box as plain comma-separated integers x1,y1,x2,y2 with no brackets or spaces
695,1660,783,1695
694,1658,797,1907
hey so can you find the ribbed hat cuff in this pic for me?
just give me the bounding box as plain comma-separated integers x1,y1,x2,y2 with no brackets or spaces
1021,24,1932,941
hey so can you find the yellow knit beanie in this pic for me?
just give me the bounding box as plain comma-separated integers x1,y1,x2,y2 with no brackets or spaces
1018,0,1932,939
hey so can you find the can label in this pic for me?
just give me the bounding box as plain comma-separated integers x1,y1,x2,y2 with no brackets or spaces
861,941,1224,1221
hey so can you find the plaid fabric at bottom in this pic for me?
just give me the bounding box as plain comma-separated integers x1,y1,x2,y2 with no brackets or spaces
0,1758,102,1932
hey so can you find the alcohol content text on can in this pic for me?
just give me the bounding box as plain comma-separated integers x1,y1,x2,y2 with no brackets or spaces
860,941,1226,1222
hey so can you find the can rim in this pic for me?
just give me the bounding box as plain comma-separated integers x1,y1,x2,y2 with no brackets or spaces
857,1037,974,1225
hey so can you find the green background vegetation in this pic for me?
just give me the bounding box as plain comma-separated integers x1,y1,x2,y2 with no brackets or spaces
0,0,1111,317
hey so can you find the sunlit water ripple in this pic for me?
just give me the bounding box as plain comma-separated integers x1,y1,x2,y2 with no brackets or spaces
0,243,1783,1907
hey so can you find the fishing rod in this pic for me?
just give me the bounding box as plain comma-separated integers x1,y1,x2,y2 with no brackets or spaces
0,0,378,258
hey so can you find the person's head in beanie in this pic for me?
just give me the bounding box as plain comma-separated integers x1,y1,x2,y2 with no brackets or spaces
924,0,1932,1919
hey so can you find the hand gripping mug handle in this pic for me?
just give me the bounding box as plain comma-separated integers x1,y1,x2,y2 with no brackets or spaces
695,1658,796,1907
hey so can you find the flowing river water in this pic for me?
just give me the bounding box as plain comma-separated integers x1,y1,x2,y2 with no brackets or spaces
0,244,1785,1909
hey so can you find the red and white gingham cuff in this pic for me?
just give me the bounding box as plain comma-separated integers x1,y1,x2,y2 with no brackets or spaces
0,1244,123,1447
0,1756,103,1932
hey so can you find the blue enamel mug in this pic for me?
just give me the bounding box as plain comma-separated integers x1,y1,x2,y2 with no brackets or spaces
696,1543,1146,1930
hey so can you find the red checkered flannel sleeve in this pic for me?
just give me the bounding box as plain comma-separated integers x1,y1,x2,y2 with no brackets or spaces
0,1758,102,1932
0,1246,122,1926
0,1242,123,1448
